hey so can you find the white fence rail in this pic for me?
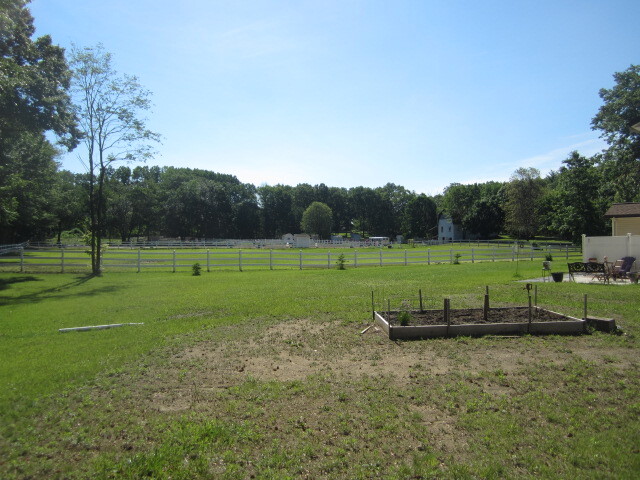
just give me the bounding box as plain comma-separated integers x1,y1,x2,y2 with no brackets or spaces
1,244,580,273
0,242,29,256
26,237,576,250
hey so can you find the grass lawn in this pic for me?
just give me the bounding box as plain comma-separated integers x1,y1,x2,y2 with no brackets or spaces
1,261,638,478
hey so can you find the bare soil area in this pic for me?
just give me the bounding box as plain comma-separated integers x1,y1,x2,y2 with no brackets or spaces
144,316,629,415
387,307,576,326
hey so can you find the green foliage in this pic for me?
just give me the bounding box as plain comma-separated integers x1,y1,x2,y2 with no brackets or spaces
540,152,608,242
0,1,79,242
300,201,333,239
191,262,201,276
398,310,411,326
592,64,640,202
504,167,543,240
335,253,346,270
258,184,296,237
0,0,78,146
404,194,437,239
453,253,462,264
441,182,505,240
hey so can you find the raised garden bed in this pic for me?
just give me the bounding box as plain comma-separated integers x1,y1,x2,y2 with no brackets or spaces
375,306,586,340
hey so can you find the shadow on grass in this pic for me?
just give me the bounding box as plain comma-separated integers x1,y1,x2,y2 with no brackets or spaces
0,274,122,307
0,276,42,291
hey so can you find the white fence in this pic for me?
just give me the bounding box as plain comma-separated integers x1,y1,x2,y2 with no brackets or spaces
26,237,575,250
582,233,640,263
1,244,580,273
0,242,28,256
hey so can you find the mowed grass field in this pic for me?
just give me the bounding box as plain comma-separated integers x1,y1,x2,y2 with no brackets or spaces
1,260,638,478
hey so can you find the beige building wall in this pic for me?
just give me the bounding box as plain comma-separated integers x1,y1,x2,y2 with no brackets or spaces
612,217,640,236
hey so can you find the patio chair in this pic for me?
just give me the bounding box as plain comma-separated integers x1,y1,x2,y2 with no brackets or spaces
611,257,636,281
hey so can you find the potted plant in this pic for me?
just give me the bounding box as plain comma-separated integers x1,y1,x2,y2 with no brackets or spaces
543,253,553,270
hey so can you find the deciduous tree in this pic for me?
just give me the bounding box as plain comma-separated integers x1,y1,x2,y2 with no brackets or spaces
70,44,160,273
592,64,640,202
404,194,437,239
504,167,543,240
0,0,78,241
301,201,333,239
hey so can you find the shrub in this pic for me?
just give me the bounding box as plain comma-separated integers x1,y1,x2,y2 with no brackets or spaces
336,253,347,270
192,263,202,276
398,300,412,326
398,310,411,326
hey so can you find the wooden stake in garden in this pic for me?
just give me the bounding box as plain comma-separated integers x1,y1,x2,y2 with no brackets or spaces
371,290,375,322
444,298,451,336
483,285,490,321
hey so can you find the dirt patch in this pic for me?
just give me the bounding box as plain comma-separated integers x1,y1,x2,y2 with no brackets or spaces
387,307,576,326
142,317,635,416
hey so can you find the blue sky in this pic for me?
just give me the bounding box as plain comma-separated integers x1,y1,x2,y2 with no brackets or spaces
31,0,639,195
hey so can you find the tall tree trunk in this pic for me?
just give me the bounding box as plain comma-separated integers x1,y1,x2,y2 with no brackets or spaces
95,158,106,275
88,148,98,274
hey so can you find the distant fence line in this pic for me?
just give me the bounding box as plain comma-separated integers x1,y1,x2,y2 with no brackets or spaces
0,242,28,256
25,237,575,250
1,244,580,273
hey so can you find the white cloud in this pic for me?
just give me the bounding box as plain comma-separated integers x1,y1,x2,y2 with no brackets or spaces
489,136,608,181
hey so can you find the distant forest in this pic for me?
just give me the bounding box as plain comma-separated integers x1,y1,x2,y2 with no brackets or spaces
0,155,631,245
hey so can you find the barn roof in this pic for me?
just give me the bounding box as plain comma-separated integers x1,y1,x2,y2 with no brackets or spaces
604,203,640,218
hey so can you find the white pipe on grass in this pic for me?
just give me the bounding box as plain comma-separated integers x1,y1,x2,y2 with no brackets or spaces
58,323,144,333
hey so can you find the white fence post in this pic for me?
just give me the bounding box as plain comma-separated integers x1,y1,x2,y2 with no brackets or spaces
239,250,242,272
450,249,453,264
428,249,431,265
379,249,382,267
299,250,303,270
327,251,331,269
60,248,65,273
137,248,141,273
173,250,176,273
404,249,407,266
354,250,358,268
471,248,474,263
269,250,273,270
206,250,210,272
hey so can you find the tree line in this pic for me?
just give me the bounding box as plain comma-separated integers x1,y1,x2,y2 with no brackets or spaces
2,1,639,263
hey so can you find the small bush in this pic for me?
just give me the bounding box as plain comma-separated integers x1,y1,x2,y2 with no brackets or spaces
336,253,347,270
399,300,412,326
398,310,411,326
191,263,202,276
545,253,553,261
453,253,462,265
